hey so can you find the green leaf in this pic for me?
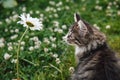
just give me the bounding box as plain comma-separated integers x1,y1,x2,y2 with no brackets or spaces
2,0,18,8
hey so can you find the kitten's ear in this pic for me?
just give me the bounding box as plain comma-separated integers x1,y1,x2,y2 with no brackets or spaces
78,20,93,35
78,20,89,36
74,13,81,22
78,20,88,32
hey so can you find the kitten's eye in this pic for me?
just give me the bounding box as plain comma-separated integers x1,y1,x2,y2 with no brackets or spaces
76,25,79,29
68,35,73,39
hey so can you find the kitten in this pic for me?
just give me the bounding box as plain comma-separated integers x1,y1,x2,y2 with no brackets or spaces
63,13,120,80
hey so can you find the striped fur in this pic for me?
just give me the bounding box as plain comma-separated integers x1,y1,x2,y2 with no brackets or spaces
63,13,120,80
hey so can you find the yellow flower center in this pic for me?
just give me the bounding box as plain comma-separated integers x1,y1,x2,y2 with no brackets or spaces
26,21,34,27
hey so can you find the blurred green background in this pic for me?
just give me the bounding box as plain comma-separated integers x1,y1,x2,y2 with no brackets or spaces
0,0,120,80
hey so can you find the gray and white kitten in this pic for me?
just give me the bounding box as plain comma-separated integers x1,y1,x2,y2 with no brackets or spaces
63,13,120,80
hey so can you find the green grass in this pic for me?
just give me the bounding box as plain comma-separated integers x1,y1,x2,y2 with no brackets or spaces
0,0,120,80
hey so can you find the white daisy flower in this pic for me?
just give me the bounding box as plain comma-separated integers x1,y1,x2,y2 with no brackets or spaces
17,13,43,30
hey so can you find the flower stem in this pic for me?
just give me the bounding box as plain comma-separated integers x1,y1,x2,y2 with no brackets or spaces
16,27,29,80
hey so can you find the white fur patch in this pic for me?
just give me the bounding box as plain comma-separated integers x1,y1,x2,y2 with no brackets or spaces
74,40,98,64
75,46,87,63
75,40,99,56
75,46,86,56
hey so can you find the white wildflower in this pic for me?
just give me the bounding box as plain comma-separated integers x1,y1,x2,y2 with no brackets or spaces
40,14,44,17
65,6,70,10
0,42,5,48
7,42,12,46
29,10,33,14
54,28,59,32
53,21,59,27
17,13,43,30
69,67,75,73
106,25,111,29
44,38,50,44
54,14,58,18
49,52,53,56
49,36,56,42
52,43,57,48
12,11,16,15
39,17,43,21
35,41,41,45
21,41,25,45
22,7,26,12
29,46,34,51
32,36,39,41
108,2,112,6
52,54,58,58
113,1,117,5
45,7,51,12
10,34,18,40
44,48,49,52
95,5,102,10
4,53,12,60
107,6,111,9
58,29,63,33
10,29,14,33
0,38,5,43
11,59,17,63
56,1,62,6
49,1,55,5
49,15,53,18
62,25,67,29
57,7,61,11
13,42,18,46
35,10,40,14
12,14,18,22
82,7,86,11
55,58,61,64
15,29,19,33
8,46,13,51
20,46,24,50
0,21,2,25
5,29,8,32
96,0,99,4
34,45,40,49
5,18,11,24
117,11,120,16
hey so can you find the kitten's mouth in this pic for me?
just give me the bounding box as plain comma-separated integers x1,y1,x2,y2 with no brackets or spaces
67,39,75,44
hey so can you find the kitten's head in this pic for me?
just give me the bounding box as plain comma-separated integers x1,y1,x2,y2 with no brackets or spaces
63,13,106,48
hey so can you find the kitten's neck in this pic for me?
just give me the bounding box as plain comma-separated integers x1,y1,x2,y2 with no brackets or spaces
75,41,107,63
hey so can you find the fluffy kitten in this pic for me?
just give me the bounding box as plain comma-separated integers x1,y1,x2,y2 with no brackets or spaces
63,13,120,80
